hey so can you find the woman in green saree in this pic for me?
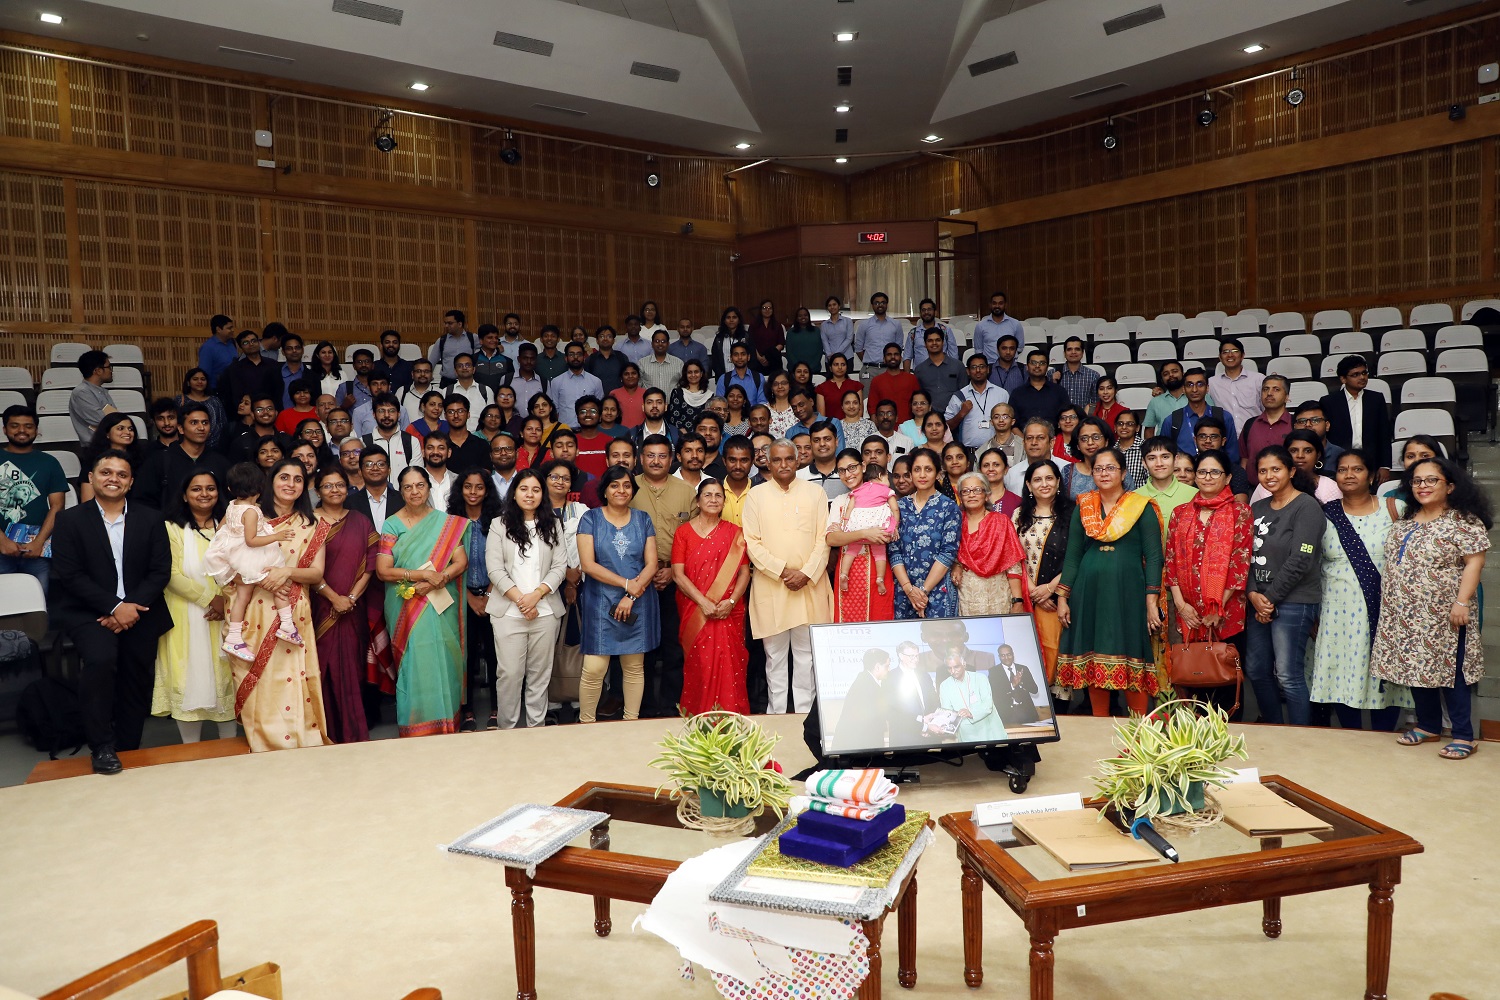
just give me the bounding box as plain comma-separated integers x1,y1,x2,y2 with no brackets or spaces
375,466,470,737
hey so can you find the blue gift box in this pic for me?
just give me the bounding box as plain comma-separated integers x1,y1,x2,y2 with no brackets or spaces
796,803,906,852
778,826,887,867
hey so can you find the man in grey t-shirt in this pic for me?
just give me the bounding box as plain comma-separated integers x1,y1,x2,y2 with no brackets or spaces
68,350,118,442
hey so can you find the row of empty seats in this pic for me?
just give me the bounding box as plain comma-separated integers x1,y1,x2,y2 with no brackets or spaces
998,300,1500,337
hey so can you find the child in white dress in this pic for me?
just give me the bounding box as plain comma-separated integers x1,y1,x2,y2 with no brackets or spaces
204,463,304,660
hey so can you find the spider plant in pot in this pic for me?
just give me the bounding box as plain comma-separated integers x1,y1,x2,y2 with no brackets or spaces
649,712,794,820
1093,699,1248,822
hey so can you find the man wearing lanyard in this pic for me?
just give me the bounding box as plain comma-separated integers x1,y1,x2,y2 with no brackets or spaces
943,355,1009,449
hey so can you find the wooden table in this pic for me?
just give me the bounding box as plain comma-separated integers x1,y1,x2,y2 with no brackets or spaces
939,776,1423,1000
504,781,923,1000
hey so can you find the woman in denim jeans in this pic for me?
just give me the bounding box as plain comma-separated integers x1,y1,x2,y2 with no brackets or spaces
1246,445,1328,725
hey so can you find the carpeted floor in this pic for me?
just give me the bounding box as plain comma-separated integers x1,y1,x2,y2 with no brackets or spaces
0,714,1494,1000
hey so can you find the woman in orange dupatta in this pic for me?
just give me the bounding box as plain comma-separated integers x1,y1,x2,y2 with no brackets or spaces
950,471,1030,615
1054,448,1164,717
671,479,751,715
375,467,470,737
232,459,331,751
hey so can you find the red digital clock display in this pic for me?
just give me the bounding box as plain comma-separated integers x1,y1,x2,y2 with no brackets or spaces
857,231,888,244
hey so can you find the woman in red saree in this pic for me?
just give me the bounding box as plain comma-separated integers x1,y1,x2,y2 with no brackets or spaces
825,456,897,623
311,466,378,743
671,479,751,715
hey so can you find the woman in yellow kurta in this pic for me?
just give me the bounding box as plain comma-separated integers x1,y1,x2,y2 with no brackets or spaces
152,470,237,742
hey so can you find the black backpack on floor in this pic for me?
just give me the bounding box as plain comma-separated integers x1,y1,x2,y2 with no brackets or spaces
16,675,86,759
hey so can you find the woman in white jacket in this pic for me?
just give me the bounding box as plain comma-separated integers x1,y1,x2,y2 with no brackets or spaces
486,468,569,728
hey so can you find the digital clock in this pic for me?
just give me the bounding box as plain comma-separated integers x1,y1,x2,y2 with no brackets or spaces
857,231,888,244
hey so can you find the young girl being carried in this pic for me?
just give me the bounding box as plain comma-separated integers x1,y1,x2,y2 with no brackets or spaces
837,465,900,595
205,462,304,660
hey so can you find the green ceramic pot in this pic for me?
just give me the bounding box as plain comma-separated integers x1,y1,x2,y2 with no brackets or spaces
1156,780,1206,816
697,786,752,818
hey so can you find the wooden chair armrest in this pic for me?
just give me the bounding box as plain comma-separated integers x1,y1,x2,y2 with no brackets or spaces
399,991,442,1000
39,920,221,1000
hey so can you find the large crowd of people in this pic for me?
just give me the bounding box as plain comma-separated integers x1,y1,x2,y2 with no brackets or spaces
7,295,1487,774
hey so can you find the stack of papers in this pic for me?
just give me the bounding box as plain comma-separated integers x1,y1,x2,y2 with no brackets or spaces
1011,809,1162,871
1209,782,1334,837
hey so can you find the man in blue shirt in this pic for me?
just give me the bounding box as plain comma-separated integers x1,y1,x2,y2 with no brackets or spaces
198,314,238,390
902,298,958,368
988,334,1027,394
278,333,311,409
616,315,654,364
551,343,607,427
1162,370,1240,464
852,292,904,368
716,342,767,406
667,318,709,369
944,355,1010,448
972,291,1027,366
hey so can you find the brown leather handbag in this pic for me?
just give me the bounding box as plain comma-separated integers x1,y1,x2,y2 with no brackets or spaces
1168,626,1242,711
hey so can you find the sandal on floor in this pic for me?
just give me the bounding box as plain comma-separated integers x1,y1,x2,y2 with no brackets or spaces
1439,740,1478,760
460,714,476,733
1396,728,1440,746
486,713,498,731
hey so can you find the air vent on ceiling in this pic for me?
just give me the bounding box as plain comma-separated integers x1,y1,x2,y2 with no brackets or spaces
968,51,1018,77
1103,5,1164,35
835,128,848,143
532,102,587,117
331,0,403,26
837,66,852,86
1071,81,1128,100
495,31,554,56
630,61,681,83
217,45,295,63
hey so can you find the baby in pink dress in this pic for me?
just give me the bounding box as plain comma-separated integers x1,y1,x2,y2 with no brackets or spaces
837,466,900,595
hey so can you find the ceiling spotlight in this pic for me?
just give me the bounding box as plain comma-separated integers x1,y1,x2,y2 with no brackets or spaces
1285,66,1304,107
835,157,848,164
835,104,851,113
499,129,521,164
1102,119,1118,150
734,142,752,150
1196,93,1216,127
39,12,63,24
408,82,429,91
373,110,396,153
645,156,660,188
834,31,857,42
1243,43,1265,54
921,134,942,143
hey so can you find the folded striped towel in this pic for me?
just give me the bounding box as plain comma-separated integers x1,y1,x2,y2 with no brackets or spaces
794,769,899,820
791,796,891,821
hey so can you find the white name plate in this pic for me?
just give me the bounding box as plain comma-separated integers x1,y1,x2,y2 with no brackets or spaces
1223,767,1261,785
973,792,1084,828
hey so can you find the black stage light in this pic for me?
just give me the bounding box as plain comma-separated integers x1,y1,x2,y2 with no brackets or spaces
1102,118,1118,150
1285,66,1304,107
645,156,660,187
373,110,396,153
1449,103,1466,121
499,128,522,165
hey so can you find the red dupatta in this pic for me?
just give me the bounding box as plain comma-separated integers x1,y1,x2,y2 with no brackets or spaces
679,522,748,650
1178,488,1241,616
234,515,332,714
957,510,1032,611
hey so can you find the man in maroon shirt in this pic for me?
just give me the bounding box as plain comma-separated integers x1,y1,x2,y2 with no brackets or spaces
1238,374,1293,471
866,343,921,423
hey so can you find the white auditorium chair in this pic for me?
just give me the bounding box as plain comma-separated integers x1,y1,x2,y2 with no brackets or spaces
0,572,48,649
1114,363,1158,387
1182,339,1220,361
1117,387,1154,412
1091,321,1129,343
1379,329,1428,353
1312,309,1354,333
1238,307,1272,327
345,343,378,362
1135,341,1177,364
1178,316,1216,338
1116,315,1145,334
1135,320,1172,342
399,343,423,361
1265,311,1306,336
35,416,77,446
1194,310,1228,331
1319,353,1353,392
111,368,144,390
1152,313,1185,331
1392,408,1457,462
1077,318,1105,334
1049,344,1066,364
0,390,26,411
0,367,34,392
54,449,81,482
1367,378,1393,408
1408,303,1454,333
49,343,91,366
35,390,70,416
102,344,145,365
1023,317,1050,328
1359,306,1404,331
1181,359,1206,373
1090,343,1131,376
1053,323,1086,345
1265,357,1313,381
1328,331,1375,356
113,389,147,414
1277,334,1323,357
130,415,148,439
1433,325,1482,350
40,368,82,390
1239,336,1273,359
1084,364,1106,378
1460,298,1500,322
1222,314,1260,336
1400,377,1457,409
1375,351,1428,402
1286,381,1325,407
1058,315,1085,325
1434,348,1492,436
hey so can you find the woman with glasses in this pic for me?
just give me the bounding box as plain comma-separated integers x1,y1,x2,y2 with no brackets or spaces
765,372,798,439
1376,435,1445,503
950,470,1028,617
1062,416,1132,498
900,391,950,446
1055,448,1164,717
889,448,961,621
827,450,897,623
1308,449,1412,732
1164,449,1252,710
1373,457,1491,759
1053,406,1083,462
310,466,378,743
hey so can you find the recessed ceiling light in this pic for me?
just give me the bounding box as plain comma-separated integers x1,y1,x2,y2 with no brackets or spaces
835,104,851,113
408,82,429,91
734,142,752,150
834,31,857,42
1243,43,1265,54
835,157,848,164
39,12,63,23
921,134,942,143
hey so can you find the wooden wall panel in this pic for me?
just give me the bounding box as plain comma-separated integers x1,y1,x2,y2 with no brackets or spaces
731,168,844,233
67,62,258,164
613,234,733,329
973,217,1092,320
1099,189,1246,319
0,171,71,323
0,50,61,142
474,223,609,331
271,97,465,190
847,158,958,222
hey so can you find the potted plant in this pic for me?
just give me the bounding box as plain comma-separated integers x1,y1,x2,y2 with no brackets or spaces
1093,699,1248,822
650,712,794,825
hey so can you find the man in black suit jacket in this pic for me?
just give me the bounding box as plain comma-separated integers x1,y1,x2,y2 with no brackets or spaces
884,641,941,747
50,450,173,774
1319,355,1392,474
134,402,231,511
990,644,1042,727
831,649,891,753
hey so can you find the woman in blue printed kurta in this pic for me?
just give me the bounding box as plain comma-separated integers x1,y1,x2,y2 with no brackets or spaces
889,448,961,619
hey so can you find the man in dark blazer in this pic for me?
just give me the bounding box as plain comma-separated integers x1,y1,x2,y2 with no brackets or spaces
991,644,1042,727
49,450,173,774
884,641,941,747
831,648,891,753
1318,355,1393,475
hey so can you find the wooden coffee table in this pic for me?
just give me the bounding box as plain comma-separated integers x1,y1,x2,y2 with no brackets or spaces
939,776,1422,1000
504,781,924,1000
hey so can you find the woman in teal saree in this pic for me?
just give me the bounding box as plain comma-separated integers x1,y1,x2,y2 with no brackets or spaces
376,466,470,737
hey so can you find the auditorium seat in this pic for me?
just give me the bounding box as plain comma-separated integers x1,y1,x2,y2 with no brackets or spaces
40,369,81,391
130,416,148,439
1194,310,1228,331
1049,344,1066,364
1238,307,1272,328
1408,302,1454,336
1077,317,1105,334
1319,354,1353,392
1091,321,1129,344
0,390,27,412
53,449,80,481
1182,338,1219,361
1222,314,1259,337
1266,357,1313,381
1433,324,1482,350
1114,363,1158,387
1375,351,1428,401
1328,331,1375,356
1135,319,1172,342
112,389,147,414
64,484,77,508
1090,342,1131,376
1392,408,1457,466
1117,386,1154,412
102,344,144,365
1265,311,1304,334
1460,299,1500,323
34,390,69,416
1135,341,1177,364
1400,376,1457,412
1152,312,1185,332
1360,306,1405,332
1058,314,1084,326
0,367,35,396
1434,348,1491,438
1287,381,1324,407
398,343,423,361
0,572,48,647
1240,335,1273,360
345,343,378,362
110,368,144,390
1116,315,1146,334
1179,316,1216,338
48,343,90,367
1054,323,1085,345
33,416,76,448
1278,334,1323,357
1379,329,1428,354
1312,309,1354,334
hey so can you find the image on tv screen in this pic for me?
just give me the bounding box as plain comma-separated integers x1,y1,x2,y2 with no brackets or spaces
810,614,1059,757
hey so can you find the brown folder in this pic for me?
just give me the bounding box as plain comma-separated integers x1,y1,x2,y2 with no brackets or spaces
1012,808,1162,871
1209,782,1334,837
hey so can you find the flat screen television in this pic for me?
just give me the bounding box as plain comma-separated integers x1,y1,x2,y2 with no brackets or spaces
809,614,1060,759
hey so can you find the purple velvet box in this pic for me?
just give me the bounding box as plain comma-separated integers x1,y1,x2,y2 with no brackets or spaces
778,826,887,868
795,804,907,852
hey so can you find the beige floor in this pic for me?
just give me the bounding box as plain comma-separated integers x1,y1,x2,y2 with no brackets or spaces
0,715,1494,1000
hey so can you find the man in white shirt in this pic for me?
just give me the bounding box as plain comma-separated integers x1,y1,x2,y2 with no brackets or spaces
1206,338,1264,442
420,433,456,510
943,355,1010,449
362,394,420,479
398,360,438,425
446,353,494,431
489,432,519,501
638,330,684,395
427,309,478,382
873,400,915,466
1003,418,1068,493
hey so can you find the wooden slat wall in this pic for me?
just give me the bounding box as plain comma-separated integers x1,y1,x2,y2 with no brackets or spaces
730,168,844,233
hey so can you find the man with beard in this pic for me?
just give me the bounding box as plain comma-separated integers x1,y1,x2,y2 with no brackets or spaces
375,329,413,390
136,403,230,510
146,398,180,452
785,390,820,441
572,396,612,479
0,405,66,591
510,343,544,413
902,297,958,368
228,393,286,462
867,343,921,424
672,432,710,491
1007,350,1069,428
420,432,456,509
488,431,519,500
633,387,677,447
747,404,772,438
351,372,392,437
442,395,490,473
584,326,628,395
555,342,607,426
578,436,636,508
750,432,775,480
1143,360,1197,437
337,436,365,490
361,393,419,477
852,291,904,369
988,334,1026,395
972,291,1027,370
796,422,847,500
693,413,729,479
533,323,567,383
